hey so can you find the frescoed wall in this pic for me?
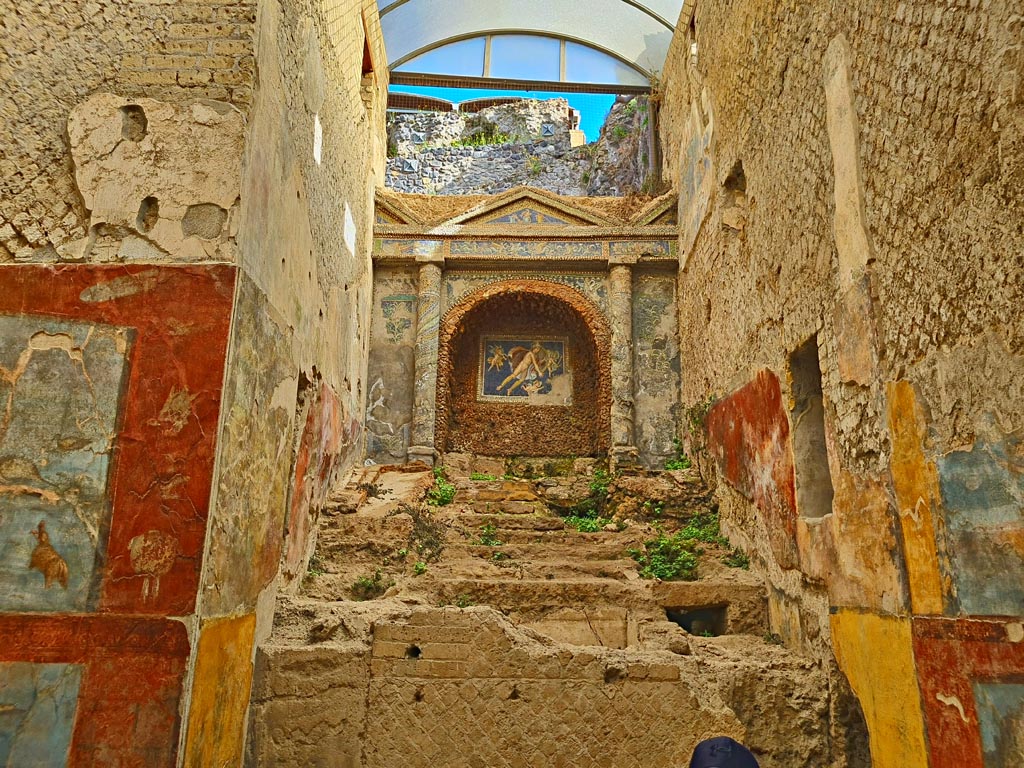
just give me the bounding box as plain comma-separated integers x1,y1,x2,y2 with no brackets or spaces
0,264,235,766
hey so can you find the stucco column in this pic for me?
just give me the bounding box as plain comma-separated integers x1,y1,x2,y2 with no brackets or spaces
408,253,444,466
608,261,638,468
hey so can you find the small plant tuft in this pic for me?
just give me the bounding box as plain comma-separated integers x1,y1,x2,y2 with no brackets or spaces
413,561,427,576
629,530,700,581
664,438,693,470
351,570,393,601
470,472,498,481
723,547,750,569
427,466,456,506
564,515,613,533
451,130,515,148
475,523,503,547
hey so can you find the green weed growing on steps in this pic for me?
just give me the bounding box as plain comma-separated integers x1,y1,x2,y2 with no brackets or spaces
629,510,729,581
388,503,445,563
303,552,325,584
413,561,427,576
469,472,498,481
475,523,503,547
564,515,614,533
562,467,614,520
664,437,693,470
678,510,729,546
427,466,456,506
351,569,394,600
629,530,700,581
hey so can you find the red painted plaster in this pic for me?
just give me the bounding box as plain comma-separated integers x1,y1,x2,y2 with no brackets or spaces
0,614,189,767
705,369,799,568
0,264,235,615
913,617,1024,768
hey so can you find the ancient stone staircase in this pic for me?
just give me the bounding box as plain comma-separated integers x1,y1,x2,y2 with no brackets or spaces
247,456,841,767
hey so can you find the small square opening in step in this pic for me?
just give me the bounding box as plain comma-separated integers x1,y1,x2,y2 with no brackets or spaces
665,605,727,637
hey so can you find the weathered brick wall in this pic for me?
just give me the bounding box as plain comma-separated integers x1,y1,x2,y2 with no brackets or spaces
659,1,1023,765
0,0,256,261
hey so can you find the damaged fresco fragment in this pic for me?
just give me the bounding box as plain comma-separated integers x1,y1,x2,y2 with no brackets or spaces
0,317,130,613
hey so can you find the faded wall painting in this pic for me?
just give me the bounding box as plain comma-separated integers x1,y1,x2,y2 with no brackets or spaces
479,338,570,405
0,662,82,765
705,370,799,568
975,682,1024,767
0,316,129,613
366,269,418,464
936,432,1024,616
0,263,236,766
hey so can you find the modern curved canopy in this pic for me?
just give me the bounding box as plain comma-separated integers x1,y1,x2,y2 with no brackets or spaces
377,0,684,86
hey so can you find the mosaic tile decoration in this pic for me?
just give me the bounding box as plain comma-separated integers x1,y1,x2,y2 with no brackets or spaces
478,337,571,406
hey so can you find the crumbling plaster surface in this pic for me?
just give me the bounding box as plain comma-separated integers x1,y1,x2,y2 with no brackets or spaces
67,94,245,263
659,1,1022,765
0,0,256,263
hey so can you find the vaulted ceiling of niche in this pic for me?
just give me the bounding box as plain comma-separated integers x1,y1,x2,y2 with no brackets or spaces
376,0,685,86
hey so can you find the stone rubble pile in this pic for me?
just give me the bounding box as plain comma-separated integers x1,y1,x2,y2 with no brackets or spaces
385,96,657,197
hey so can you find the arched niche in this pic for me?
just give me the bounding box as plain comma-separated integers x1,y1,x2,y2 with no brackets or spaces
435,279,611,457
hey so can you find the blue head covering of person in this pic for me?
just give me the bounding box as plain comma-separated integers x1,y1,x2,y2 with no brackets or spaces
688,736,760,768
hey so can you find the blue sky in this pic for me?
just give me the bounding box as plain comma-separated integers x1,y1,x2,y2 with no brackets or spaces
389,85,615,143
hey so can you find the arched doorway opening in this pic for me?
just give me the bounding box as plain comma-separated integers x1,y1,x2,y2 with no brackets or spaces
435,280,611,457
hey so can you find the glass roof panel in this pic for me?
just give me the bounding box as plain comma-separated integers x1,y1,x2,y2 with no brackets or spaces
393,37,486,77
564,41,648,86
379,0,681,79
489,35,560,81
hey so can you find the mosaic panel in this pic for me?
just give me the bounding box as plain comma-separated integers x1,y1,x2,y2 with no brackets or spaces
449,240,603,259
609,240,676,257
485,207,572,225
445,273,608,315
381,294,417,344
478,337,571,405
375,239,444,259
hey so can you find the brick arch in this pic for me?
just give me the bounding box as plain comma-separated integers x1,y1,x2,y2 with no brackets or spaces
435,279,612,456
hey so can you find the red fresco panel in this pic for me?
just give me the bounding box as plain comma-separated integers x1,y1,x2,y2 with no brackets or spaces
0,264,236,616
704,369,799,567
913,616,1024,768
0,614,189,767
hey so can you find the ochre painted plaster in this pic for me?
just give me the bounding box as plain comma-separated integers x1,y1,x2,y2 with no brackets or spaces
183,612,258,768
830,610,929,768
887,381,946,615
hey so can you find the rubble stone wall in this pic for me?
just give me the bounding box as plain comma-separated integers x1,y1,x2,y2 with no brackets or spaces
659,2,1024,766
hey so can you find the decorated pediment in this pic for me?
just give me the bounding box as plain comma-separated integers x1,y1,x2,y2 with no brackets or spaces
632,194,679,226
374,193,421,225
442,187,612,227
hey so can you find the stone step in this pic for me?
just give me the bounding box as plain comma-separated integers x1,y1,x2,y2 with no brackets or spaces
433,576,639,611
443,540,635,562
